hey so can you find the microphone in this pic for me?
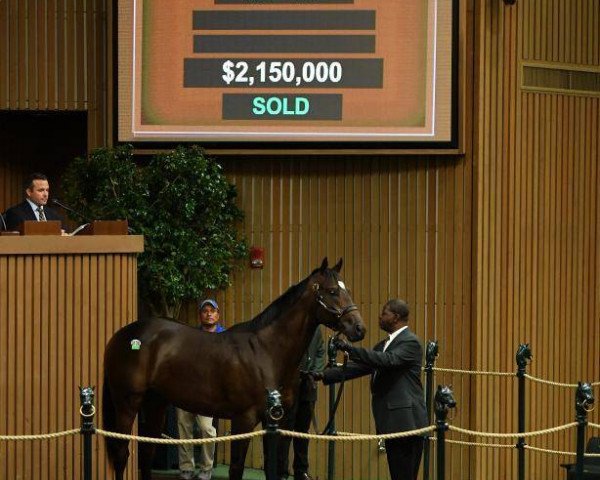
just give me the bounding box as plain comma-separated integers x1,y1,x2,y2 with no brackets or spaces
51,199,134,234
51,198,87,221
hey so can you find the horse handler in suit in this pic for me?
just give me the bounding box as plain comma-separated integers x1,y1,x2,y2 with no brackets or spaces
320,299,427,480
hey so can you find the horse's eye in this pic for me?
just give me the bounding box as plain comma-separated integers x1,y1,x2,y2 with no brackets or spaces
329,289,338,296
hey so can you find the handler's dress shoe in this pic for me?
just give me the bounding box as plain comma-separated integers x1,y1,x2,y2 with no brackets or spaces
294,473,314,480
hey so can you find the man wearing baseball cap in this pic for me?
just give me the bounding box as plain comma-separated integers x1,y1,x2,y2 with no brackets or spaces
177,299,224,480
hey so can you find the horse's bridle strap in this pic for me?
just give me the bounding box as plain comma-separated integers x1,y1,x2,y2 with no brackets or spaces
316,294,358,319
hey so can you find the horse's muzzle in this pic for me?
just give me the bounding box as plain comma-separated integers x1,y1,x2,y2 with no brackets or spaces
343,317,366,342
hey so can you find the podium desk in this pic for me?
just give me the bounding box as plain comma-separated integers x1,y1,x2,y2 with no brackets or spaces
0,235,143,480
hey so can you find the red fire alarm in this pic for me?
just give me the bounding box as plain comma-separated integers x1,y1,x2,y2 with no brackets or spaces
250,246,265,269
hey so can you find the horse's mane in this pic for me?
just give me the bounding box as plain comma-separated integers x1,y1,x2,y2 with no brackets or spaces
228,266,337,332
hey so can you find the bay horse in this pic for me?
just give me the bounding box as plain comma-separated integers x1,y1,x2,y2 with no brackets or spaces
102,258,366,480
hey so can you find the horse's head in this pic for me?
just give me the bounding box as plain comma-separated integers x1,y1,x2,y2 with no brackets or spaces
434,384,456,420
425,340,439,368
575,382,595,414
515,343,532,369
79,386,95,405
78,385,96,419
310,257,366,342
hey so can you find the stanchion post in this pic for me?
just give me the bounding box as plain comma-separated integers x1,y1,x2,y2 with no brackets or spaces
79,386,96,480
515,343,531,480
265,389,283,480
423,340,439,480
574,382,594,480
434,385,456,480
327,336,338,480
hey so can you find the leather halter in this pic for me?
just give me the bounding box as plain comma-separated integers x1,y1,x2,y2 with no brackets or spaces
312,283,358,319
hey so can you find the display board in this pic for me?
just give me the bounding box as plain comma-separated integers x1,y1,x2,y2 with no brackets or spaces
118,0,457,146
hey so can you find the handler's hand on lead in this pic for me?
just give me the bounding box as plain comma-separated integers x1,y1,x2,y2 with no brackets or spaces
332,337,352,352
309,372,324,382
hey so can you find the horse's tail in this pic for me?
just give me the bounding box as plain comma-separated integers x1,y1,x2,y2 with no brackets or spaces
102,372,119,469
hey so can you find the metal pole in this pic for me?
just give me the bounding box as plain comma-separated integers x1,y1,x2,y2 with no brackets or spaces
327,337,338,480
79,386,96,480
575,415,585,480
434,385,456,480
435,416,446,480
574,382,594,480
515,343,531,480
265,390,283,480
423,340,438,480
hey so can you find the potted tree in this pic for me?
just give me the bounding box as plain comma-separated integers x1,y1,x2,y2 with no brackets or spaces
62,145,247,318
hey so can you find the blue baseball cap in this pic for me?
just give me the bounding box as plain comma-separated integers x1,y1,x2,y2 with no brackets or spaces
199,299,219,310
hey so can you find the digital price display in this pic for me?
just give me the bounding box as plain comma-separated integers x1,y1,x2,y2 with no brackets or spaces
118,0,456,145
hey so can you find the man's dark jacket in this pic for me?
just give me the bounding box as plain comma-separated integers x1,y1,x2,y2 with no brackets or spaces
323,328,427,434
298,328,326,402
4,201,64,231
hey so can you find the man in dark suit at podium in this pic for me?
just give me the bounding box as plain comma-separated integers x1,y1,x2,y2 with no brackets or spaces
4,172,65,232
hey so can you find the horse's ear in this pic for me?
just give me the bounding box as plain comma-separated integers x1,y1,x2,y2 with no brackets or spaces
319,257,329,272
333,258,343,273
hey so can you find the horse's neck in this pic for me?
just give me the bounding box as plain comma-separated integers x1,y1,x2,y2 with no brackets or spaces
259,296,318,376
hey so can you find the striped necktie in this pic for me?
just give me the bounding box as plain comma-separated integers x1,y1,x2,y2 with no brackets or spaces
37,206,47,221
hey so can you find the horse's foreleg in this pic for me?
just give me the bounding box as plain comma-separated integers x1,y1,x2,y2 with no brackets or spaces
228,415,257,480
109,405,140,480
229,438,251,480
138,391,168,480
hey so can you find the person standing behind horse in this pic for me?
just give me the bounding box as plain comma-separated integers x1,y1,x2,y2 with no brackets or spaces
177,299,225,480
276,328,325,480
320,299,427,480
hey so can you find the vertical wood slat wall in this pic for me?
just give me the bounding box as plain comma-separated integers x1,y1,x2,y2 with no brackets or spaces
474,1,599,479
0,250,138,480
0,0,111,150
0,0,598,479
192,156,473,480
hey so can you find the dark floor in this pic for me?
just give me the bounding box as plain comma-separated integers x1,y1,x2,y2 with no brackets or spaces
151,464,265,479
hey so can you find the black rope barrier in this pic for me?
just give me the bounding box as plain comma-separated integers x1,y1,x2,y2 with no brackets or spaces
574,382,595,480
264,390,283,480
424,340,439,480
434,385,456,480
4,344,598,480
515,343,532,480
79,386,96,480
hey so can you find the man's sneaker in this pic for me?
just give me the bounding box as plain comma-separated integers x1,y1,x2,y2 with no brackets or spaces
179,471,195,480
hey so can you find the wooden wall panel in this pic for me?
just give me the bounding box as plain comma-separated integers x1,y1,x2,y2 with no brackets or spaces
0,245,139,480
1,0,598,479
0,0,111,149
474,1,600,479
180,155,474,480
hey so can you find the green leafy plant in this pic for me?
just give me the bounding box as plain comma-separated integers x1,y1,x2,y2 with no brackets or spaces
62,145,247,317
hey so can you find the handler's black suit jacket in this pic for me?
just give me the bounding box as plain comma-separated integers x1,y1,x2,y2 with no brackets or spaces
323,328,427,434
4,201,65,231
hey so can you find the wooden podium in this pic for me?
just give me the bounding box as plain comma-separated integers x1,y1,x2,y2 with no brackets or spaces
0,233,143,480
11,220,129,236
77,220,129,236
18,220,62,235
